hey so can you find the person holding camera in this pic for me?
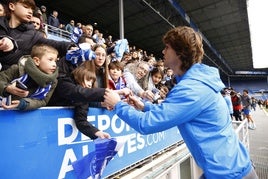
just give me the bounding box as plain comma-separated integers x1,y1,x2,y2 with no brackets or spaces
0,44,59,110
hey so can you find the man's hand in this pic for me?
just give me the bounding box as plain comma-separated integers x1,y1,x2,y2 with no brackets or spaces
127,95,144,111
141,90,154,102
116,87,133,97
104,89,121,107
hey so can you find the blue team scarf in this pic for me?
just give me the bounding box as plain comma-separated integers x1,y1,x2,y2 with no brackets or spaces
12,74,52,100
114,39,129,61
66,43,96,65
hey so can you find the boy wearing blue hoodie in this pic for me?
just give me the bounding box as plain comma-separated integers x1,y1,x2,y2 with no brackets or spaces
104,26,258,179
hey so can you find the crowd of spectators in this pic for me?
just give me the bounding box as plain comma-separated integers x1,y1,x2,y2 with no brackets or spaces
0,1,177,113
36,5,177,103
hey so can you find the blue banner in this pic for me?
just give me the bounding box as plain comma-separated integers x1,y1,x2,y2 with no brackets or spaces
0,107,183,179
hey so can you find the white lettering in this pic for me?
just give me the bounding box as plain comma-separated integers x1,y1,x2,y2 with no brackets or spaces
136,133,145,150
58,118,79,146
82,145,89,156
58,148,77,179
147,132,166,146
111,115,125,134
127,133,137,153
97,115,110,131
57,114,168,178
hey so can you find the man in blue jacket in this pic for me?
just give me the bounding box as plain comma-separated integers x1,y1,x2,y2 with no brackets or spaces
104,26,258,178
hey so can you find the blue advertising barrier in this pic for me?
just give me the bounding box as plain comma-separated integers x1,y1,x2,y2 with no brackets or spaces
0,107,183,179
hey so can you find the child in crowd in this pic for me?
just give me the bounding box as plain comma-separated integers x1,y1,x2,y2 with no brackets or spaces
146,67,165,91
155,83,169,104
72,61,110,139
156,59,165,71
0,0,72,71
0,44,59,110
163,67,174,83
108,61,131,99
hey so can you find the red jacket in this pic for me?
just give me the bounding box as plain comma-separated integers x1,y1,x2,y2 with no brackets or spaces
231,95,243,110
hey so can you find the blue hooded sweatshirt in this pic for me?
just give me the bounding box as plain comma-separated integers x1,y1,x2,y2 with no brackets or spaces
114,63,252,178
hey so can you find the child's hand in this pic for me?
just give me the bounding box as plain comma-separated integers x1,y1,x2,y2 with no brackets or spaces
95,131,111,139
0,37,14,52
5,83,29,97
1,100,20,109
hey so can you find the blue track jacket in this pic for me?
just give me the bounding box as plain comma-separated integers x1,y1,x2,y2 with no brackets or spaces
114,63,252,178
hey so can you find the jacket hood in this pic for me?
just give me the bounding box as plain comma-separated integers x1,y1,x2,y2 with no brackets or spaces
180,63,225,93
18,56,58,87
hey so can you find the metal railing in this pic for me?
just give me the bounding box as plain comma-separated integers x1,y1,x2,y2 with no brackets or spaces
43,24,71,41
233,119,250,150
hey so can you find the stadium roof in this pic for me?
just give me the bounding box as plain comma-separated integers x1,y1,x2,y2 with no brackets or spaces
36,0,268,82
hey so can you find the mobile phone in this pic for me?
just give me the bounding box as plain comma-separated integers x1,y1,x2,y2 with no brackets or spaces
16,81,27,90
152,88,160,102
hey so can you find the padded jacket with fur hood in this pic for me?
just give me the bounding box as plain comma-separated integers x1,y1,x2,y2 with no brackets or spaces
0,56,58,110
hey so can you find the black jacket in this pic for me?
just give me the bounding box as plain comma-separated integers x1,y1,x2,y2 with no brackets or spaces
74,102,99,139
0,17,71,70
48,57,105,106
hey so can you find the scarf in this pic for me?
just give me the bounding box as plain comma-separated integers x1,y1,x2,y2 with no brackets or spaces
12,57,58,100
66,43,96,65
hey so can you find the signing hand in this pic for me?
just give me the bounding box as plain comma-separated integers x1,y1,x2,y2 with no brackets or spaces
127,95,145,111
104,88,121,107
116,87,133,97
141,90,154,102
